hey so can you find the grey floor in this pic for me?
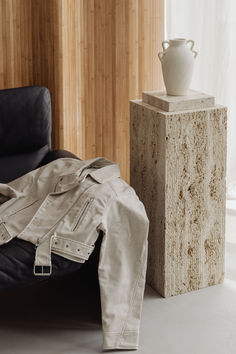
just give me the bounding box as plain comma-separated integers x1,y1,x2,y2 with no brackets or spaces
0,212,236,354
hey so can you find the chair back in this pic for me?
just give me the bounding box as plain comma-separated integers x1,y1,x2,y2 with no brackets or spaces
0,86,51,156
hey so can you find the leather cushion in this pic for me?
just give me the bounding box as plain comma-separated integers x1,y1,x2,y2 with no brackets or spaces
0,233,102,291
0,238,83,291
0,145,49,183
38,149,80,168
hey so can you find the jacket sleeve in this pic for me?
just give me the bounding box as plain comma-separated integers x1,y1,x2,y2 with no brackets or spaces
0,184,20,204
0,172,34,205
99,191,149,350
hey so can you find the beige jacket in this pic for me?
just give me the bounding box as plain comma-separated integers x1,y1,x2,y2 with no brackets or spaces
0,157,149,350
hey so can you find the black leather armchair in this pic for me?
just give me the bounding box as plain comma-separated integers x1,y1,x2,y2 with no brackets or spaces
0,85,78,183
0,86,101,291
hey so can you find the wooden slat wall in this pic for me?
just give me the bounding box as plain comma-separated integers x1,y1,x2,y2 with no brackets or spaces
31,0,64,150
61,0,164,181
0,0,164,182
0,0,33,88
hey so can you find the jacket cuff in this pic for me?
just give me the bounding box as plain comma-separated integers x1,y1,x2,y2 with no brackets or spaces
103,331,139,350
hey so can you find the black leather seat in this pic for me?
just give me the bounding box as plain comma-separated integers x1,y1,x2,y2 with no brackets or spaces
0,86,100,291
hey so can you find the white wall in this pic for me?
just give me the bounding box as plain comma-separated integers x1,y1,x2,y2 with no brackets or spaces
165,0,236,185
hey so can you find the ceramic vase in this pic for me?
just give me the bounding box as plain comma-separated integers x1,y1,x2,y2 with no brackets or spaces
158,38,198,96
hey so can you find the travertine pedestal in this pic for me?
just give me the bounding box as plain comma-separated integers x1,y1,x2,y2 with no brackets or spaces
130,90,227,297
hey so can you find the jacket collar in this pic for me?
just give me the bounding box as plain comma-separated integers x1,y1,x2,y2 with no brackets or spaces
89,164,120,183
51,158,120,195
77,157,120,184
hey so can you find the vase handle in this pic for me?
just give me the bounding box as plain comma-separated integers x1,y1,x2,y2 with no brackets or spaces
162,40,170,51
187,39,194,50
158,51,166,63
187,40,198,59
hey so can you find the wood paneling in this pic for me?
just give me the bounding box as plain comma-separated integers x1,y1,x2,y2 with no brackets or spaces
0,0,164,182
61,0,164,181
31,0,64,150
0,0,33,88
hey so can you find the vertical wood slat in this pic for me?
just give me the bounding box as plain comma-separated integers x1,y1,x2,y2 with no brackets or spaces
31,0,63,150
0,0,164,182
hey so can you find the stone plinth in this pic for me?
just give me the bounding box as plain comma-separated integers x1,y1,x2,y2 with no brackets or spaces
142,90,215,112
130,91,227,297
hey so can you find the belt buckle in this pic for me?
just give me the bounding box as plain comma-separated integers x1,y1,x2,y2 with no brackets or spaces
34,264,52,276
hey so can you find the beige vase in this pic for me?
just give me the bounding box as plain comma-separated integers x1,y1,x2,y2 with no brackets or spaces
158,38,198,96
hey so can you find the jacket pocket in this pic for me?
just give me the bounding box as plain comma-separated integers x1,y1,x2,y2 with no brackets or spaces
71,197,94,231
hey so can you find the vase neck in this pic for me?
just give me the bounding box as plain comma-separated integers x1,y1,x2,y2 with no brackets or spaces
169,38,186,46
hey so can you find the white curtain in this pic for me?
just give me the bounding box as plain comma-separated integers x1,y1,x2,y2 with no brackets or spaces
165,0,236,198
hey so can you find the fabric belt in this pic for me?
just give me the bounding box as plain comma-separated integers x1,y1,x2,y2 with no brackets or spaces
33,232,95,276
34,231,55,276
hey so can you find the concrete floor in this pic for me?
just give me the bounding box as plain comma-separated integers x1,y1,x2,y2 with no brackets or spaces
0,213,236,354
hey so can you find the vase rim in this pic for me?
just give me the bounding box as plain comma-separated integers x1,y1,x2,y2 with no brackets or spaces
170,38,186,42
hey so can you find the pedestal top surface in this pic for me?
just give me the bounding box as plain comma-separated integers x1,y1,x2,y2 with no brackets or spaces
142,90,215,112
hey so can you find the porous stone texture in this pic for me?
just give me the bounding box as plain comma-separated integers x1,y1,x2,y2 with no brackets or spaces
142,90,215,112
130,98,227,297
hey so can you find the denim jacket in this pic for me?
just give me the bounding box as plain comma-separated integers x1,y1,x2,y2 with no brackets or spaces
0,157,149,350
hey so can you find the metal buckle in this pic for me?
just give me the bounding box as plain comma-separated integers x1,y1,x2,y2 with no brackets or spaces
33,264,52,276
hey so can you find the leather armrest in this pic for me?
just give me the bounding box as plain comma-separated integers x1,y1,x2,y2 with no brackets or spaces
38,149,81,168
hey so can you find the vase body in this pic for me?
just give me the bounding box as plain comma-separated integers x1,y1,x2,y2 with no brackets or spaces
158,38,197,96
